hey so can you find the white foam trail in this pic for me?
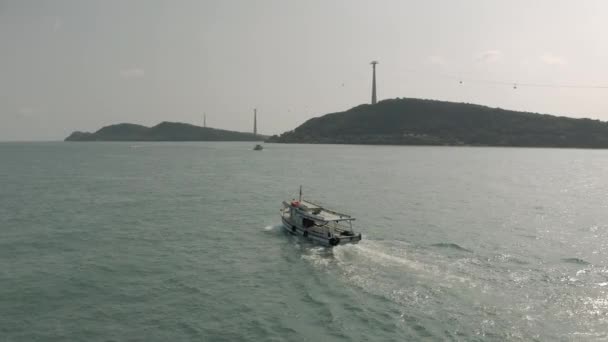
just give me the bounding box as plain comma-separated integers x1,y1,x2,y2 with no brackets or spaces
332,240,426,272
301,246,332,267
316,239,477,306
350,244,424,270
263,224,283,231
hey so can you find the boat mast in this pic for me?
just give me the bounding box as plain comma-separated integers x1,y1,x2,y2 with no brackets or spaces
299,185,302,202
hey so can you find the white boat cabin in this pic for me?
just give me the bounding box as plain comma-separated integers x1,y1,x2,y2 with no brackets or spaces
281,199,361,246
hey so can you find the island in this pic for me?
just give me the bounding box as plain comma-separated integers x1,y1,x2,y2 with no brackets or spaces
65,122,264,141
266,98,608,148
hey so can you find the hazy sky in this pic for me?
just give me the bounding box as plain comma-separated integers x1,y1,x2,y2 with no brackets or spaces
2,0,608,140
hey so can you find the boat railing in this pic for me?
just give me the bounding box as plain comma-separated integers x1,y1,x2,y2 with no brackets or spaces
308,225,327,235
323,220,353,233
297,221,352,236
303,200,353,220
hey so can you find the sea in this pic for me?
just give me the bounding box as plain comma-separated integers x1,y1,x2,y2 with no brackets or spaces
2,142,608,341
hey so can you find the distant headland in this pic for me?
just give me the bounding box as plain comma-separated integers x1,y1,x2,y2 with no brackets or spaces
65,122,264,141
266,98,608,148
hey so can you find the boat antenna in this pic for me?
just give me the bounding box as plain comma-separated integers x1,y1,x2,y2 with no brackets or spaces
299,185,302,202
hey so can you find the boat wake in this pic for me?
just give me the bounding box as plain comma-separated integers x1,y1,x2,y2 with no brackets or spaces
330,241,445,308
300,246,334,267
430,242,473,253
337,241,426,270
295,239,476,310
263,224,283,232
287,229,608,340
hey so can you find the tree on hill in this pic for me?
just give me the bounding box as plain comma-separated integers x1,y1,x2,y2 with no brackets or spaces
65,122,265,141
267,98,608,148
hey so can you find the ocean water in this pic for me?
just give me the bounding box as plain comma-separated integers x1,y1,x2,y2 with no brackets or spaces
2,142,608,341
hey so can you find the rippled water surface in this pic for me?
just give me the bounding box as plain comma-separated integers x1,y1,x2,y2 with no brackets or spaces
2,142,608,341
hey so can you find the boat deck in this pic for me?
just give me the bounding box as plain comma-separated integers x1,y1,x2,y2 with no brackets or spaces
294,200,352,222
281,196,362,246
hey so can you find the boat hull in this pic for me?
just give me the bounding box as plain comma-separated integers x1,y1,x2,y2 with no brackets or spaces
281,216,362,247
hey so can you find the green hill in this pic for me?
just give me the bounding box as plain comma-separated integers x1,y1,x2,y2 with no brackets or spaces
65,122,264,141
266,98,608,148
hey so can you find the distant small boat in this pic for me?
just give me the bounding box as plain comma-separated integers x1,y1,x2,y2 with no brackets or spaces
280,186,362,247
253,144,263,151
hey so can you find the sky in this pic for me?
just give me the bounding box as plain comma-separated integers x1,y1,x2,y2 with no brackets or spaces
1,0,608,141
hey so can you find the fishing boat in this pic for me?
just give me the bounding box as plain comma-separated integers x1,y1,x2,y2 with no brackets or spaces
280,187,362,246
253,144,263,151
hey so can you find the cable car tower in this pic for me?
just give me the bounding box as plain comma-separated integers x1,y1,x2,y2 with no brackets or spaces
370,61,379,104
